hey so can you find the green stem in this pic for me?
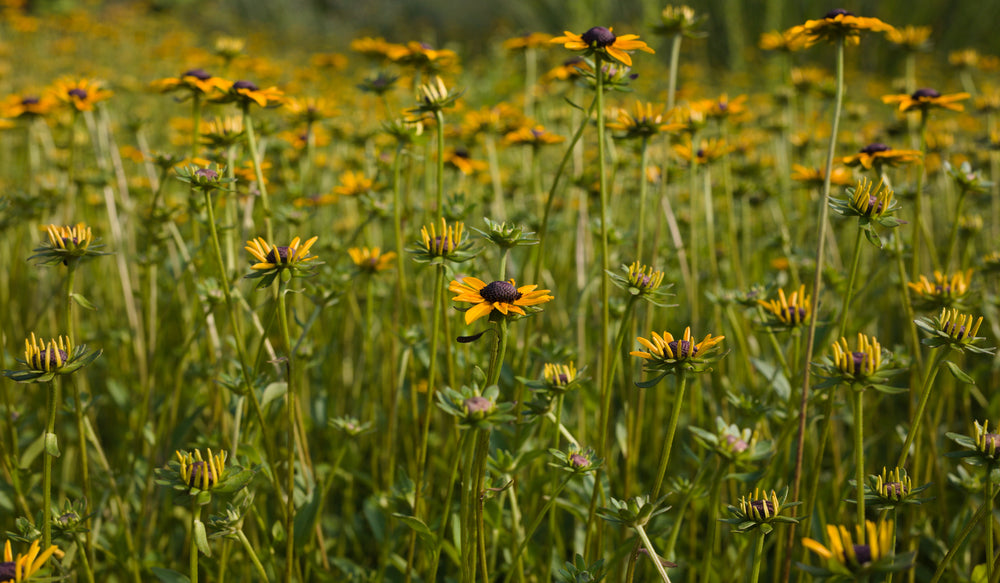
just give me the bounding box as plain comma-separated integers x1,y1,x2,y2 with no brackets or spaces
191,503,201,583
42,378,59,550
990,468,995,581
896,348,947,468
434,109,445,213
943,190,969,272
652,372,688,500
784,36,845,583
853,388,866,540
929,486,997,583
637,136,650,259
73,531,96,583
835,226,865,340
635,523,673,583
502,475,574,583
701,460,724,583
666,34,683,111
595,54,612,437
237,529,271,580
276,279,296,583
242,106,273,243
750,529,765,583
391,145,410,327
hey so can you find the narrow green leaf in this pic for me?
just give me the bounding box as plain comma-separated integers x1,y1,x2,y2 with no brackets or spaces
261,382,288,408
69,293,98,311
194,519,212,557
44,432,60,458
944,360,975,384
150,567,191,583
392,513,437,545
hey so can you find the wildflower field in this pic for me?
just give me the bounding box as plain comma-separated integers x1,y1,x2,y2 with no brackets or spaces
2,1,1000,581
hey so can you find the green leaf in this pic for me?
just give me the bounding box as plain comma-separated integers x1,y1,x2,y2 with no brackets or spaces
751,357,790,400
44,432,60,458
150,567,191,583
634,371,670,389
69,293,98,311
944,361,975,384
194,519,212,557
863,225,883,249
261,382,288,408
392,513,437,545
293,487,321,549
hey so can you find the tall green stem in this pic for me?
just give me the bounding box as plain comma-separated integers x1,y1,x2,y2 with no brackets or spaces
652,372,687,500
835,226,865,339
242,106,273,243
277,279,296,583
635,523,673,583
785,37,845,583
42,377,59,550
191,503,202,583
852,388,866,541
434,110,445,213
666,34,682,111
896,348,946,468
750,529,765,583
636,136,650,259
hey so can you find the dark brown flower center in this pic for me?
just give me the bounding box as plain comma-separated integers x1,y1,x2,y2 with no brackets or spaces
187,460,217,488
984,433,1000,451
861,143,891,154
784,306,807,323
21,95,39,105
667,339,695,358
945,322,967,339
195,168,219,180
68,88,88,100
0,562,16,580
883,481,907,497
750,499,775,516
480,280,522,303
850,352,869,374
825,8,854,18
851,544,872,565
184,68,212,80
233,80,259,91
570,453,590,468
912,88,940,99
32,347,68,369
582,26,616,47
266,246,293,264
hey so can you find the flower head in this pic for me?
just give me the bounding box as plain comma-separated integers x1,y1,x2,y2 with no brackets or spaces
332,171,378,197
348,247,396,274
841,143,922,171
759,29,807,52
550,26,654,67
653,5,707,39
907,269,973,309
449,276,553,325
213,80,284,109
549,445,602,474
50,78,113,111
631,327,725,380
411,217,477,264
1,539,61,582
177,448,226,491
800,520,912,578
244,236,320,288
407,76,462,119
914,308,994,355
690,417,770,464
503,124,565,147
3,333,101,383
865,467,931,511
881,88,970,113
503,32,554,51
175,162,234,193
151,69,230,98
815,333,904,393
785,9,895,47
607,101,684,139
29,222,107,266
832,177,900,221
436,383,515,430
724,487,799,535
0,93,56,118
886,25,932,52
609,261,675,307
948,420,1000,467
673,137,733,165
792,164,853,188
758,284,812,328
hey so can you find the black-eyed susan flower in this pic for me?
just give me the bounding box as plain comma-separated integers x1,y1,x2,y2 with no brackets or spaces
723,487,800,535
150,69,231,98
284,96,337,127
436,383,515,430
672,137,733,165
830,177,901,222
443,147,488,175
213,36,246,63
244,235,320,288
881,88,970,113
948,49,979,70
815,333,904,394
759,29,807,52
784,9,895,48
841,143,922,171
406,76,462,119
349,36,397,61
598,495,670,528
155,448,254,502
550,26,654,67
178,448,226,491
549,445,602,475
758,284,811,328
348,247,396,274
690,417,770,464
652,5,707,39
792,164,853,187
49,78,113,112
799,520,913,579
699,93,749,122
175,162,234,193
503,32,554,51
200,116,245,148
503,124,565,147
30,222,107,266
213,80,284,109
1,539,61,582
915,307,994,354
947,420,1000,467
410,217,477,264
864,467,931,511
386,41,459,74
3,333,101,383
449,276,553,325
907,269,973,309
542,57,591,83
609,261,675,307
332,171,378,197
945,161,993,195
606,100,684,140
357,71,400,96
0,93,56,119
886,25,932,52
472,218,538,251
631,327,726,380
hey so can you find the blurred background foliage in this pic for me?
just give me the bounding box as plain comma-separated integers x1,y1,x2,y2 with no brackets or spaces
19,0,1000,72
